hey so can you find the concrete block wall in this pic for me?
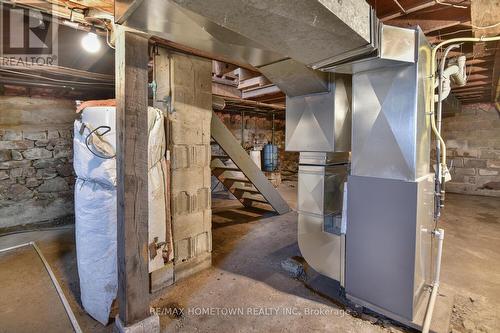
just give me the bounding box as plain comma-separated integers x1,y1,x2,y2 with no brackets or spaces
169,52,213,281
437,102,500,197
0,97,76,230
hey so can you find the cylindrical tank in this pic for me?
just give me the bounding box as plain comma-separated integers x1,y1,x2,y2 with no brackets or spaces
262,143,278,171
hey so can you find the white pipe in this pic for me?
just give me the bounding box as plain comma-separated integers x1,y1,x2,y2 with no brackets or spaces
422,228,445,333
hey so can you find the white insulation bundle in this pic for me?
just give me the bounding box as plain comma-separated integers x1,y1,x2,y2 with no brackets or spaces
74,106,167,325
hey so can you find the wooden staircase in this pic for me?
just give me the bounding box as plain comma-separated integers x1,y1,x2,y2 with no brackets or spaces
211,112,290,215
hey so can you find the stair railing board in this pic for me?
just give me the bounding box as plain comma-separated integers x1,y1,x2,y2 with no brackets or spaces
210,112,290,214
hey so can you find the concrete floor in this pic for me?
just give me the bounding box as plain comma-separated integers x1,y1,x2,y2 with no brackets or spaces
0,181,499,332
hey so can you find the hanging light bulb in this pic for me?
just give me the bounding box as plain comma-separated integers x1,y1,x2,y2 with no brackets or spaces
81,31,101,53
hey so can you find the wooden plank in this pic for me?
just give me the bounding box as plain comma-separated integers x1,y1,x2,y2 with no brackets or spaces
387,6,469,33
212,82,241,98
115,27,150,326
237,75,271,90
491,42,500,102
471,0,500,37
235,67,260,81
212,60,237,76
241,84,281,99
153,47,171,108
368,0,436,21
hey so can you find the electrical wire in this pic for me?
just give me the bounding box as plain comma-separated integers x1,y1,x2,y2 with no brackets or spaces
84,126,116,159
435,0,467,9
106,26,115,50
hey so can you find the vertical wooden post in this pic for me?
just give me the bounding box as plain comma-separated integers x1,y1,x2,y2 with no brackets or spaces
115,26,150,326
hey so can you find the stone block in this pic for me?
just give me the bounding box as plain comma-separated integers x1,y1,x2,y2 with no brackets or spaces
450,174,465,183
0,150,11,162
446,139,467,149
487,160,500,169
449,157,464,168
35,140,49,147
23,167,36,177
36,167,58,179
3,130,22,140
25,177,42,188
10,168,23,178
456,148,480,158
478,169,499,176
171,167,211,194
0,140,34,150
53,146,72,158
23,131,47,140
11,150,23,161
56,163,74,177
171,144,210,169
0,160,31,170
480,149,500,159
0,171,9,180
465,176,476,184
172,211,205,242
47,130,60,139
23,148,52,160
38,177,69,192
48,137,71,149
8,183,33,200
454,168,476,176
482,181,500,190
463,158,487,168
58,129,72,139
33,158,60,169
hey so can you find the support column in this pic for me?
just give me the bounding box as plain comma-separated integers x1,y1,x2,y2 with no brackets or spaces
115,27,159,332
169,52,212,281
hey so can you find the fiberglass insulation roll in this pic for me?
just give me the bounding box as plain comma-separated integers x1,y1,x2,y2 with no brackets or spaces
74,178,117,325
74,106,167,325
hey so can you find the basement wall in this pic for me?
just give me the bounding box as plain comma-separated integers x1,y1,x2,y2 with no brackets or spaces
214,111,299,175
439,102,500,197
0,96,76,230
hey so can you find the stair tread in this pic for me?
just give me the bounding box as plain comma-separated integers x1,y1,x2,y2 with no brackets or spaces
224,177,251,183
212,154,230,159
213,166,240,171
233,186,259,194
242,196,269,204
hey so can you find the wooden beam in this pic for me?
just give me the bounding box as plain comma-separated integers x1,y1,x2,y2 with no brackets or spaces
491,42,500,102
241,84,281,99
212,60,237,77
386,6,469,33
235,67,260,81
212,82,241,98
471,0,500,37
375,0,437,21
238,75,271,90
115,27,151,326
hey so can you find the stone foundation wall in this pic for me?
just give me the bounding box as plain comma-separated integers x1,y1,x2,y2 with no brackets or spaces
0,97,76,230
214,111,299,175
438,102,500,197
